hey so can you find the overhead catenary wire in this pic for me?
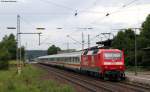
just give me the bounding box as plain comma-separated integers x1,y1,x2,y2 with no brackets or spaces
67,35,82,45
123,0,139,7
38,0,74,11
89,30,120,44
19,17,88,46
20,17,55,46
2,1,141,42
40,27,83,45
19,17,49,46
107,0,139,15
77,0,99,13
0,0,140,16
38,0,103,16
13,0,137,47
91,0,139,24
20,17,38,29
40,0,106,15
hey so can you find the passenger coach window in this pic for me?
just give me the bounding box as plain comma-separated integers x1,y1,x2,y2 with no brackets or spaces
65,58,68,62
75,57,77,62
76,57,79,63
73,57,75,62
70,57,71,62
78,58,80,62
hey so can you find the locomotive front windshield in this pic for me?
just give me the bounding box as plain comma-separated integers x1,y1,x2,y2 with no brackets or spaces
104,52,122,60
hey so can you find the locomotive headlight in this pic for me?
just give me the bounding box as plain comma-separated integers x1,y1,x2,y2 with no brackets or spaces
119,66,122,69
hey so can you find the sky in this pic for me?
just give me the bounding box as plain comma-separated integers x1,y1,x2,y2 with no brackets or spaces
0,0,150,50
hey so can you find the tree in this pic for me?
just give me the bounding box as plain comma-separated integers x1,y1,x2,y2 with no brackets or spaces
111,14,150,67
1,34,17,60
112,29,135,51
141,14,150,47
0,34,16,69
0,42,10,69
47,45,61,55
112,29,136,66
138,14,150,67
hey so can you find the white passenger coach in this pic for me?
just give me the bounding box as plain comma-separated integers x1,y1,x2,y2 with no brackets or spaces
37,51,82,70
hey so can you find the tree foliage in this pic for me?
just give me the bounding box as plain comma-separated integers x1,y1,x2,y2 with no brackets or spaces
47,45,61,55
0,34,16,69
112,14,150,67
141,14,150,47
1,34,17,59
139,14,150,67
0,46,10,69
0,34,25,69
112,29,136,66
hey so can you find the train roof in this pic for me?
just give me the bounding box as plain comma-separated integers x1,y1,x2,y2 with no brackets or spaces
38,51,82,59
99,49,121,52
37,49,122,59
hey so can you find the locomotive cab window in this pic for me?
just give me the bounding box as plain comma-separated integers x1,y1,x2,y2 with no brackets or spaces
104,52,122,60
83,50,88,55
93,49,99,54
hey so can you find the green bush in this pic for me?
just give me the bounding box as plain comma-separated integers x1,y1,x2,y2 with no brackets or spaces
0,65,74,92
0,47,10,70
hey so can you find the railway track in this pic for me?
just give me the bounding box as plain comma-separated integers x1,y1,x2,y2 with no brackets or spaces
37,64,113,92
36,64,150,92
112,82,150,92
69,71,150,92
120,81,150,90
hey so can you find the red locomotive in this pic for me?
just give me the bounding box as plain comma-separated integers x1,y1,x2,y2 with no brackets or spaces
37,48,125,80
81,48,125,80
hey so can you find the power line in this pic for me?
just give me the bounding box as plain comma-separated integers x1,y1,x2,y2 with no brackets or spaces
123,0,139,7
20,17,37,28
0,0,140,16
91,0,139,24
19,17,49,46
40,36,50,45
107,0,139,15
39,0,74,11
77,0,99,13
67,35,82,45
39,0,103,16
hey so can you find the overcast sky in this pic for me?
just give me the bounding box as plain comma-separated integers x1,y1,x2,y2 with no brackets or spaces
0,0,150,50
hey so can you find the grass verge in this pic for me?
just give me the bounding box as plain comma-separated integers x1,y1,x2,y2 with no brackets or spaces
0,64,74,92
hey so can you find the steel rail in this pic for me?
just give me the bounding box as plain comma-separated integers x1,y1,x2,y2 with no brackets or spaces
38,64,114,92
37,63,150,92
